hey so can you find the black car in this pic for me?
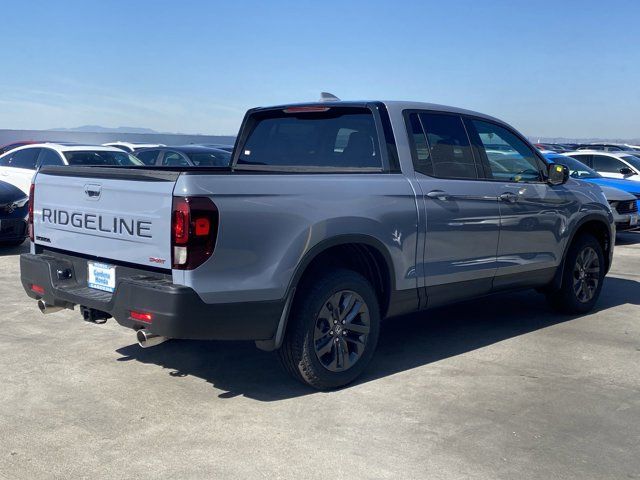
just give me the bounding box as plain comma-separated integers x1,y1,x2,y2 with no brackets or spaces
134,145,232,167
0,180,29,246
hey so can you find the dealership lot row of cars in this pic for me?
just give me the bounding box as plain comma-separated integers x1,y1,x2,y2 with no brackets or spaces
3,139,639,247
0,141,233,245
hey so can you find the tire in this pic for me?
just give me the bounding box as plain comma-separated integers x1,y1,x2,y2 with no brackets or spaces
278,269,381,390
547,233,605,314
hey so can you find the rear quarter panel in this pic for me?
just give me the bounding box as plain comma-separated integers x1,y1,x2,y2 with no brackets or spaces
174,173,419,303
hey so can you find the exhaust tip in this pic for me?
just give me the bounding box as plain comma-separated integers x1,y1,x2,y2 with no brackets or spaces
136,329,168,348
38,300,64,315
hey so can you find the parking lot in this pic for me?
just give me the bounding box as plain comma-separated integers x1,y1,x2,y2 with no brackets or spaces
0,233,638,480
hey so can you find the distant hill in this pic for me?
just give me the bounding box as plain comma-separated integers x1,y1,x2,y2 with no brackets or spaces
49,125,160,134
0,128,236,147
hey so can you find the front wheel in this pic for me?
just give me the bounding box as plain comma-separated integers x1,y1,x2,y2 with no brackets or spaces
547,234,605,314
278,269,380,390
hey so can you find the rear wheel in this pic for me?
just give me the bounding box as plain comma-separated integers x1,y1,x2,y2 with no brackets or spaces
278,269,380,390
547,234,605,314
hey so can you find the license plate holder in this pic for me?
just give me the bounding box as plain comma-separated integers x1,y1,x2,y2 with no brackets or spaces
87,262,116,293
631,215,638,227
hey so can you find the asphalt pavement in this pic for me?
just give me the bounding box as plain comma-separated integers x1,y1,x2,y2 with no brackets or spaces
0,233,639,480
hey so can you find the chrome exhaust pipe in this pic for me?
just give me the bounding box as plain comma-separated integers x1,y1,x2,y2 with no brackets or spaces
37,300,64,315
136,329,168,348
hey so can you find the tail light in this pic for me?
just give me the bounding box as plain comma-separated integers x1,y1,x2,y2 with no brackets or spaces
28,183,35,241
171,196,218,270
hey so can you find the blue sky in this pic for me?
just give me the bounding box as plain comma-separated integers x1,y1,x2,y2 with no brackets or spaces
1,0,639,138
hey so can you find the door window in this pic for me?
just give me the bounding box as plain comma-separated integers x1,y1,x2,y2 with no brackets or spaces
408,113,478,179
592,155,625,173
567,154,592,167
38,149,64,167
6,148,41,169
471,120,542,182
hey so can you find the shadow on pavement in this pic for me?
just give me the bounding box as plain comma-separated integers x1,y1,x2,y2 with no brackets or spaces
115,276,640,402
0,240,28,257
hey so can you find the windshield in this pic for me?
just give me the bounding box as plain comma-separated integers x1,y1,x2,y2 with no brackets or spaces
63,150,143,166
621,155,640,171
186,150,231,167
550,155,601,179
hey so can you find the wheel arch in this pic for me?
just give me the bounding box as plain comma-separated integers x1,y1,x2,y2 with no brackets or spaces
549,214,614,291
256,234,398,351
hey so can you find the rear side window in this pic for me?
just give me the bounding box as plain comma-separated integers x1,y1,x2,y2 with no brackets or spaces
187,151,231,167
6,148,41,169
591,155,626,173
38,149,64,167
408,112,477,179
136,149,160,165
237,107,381,169
64,151,142,166
162,152,190,166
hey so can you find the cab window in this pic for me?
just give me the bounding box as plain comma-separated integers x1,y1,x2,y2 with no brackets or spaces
470,120,542,182
408,112,478,179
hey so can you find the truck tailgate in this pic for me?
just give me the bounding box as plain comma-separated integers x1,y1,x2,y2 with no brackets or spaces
32,167,179,270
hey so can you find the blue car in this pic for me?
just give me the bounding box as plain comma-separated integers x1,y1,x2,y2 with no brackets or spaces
544,152,639,231
544,152,640,207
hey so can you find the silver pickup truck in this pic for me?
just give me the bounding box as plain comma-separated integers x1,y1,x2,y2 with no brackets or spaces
20,100,615,389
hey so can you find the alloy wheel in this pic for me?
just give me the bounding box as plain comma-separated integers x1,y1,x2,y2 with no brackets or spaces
313,290,371,372
572,246,601,303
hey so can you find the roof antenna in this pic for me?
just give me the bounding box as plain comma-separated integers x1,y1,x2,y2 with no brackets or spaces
319,92,341,102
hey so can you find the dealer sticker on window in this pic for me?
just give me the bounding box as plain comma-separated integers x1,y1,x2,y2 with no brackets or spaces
87,262,116,293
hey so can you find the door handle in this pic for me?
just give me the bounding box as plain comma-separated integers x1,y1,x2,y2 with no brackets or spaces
498,192,518,203
426,190,450,201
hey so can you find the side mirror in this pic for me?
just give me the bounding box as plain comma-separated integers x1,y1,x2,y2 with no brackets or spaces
619,167,634,176
548,163,569,186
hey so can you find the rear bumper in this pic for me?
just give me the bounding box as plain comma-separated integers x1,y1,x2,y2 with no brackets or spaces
20,252,283,341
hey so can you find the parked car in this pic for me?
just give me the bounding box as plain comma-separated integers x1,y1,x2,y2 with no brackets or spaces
0,141,39,156
21,99,614,390
103,142,165,153
577,143,630,152
134,145,231,167
564,151,640,182
0,144,143,194
543,153,638,231
0,180,29,246
534,143,568,152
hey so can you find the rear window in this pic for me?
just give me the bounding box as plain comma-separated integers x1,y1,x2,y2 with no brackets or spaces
237,107,381,169
63,150,143,166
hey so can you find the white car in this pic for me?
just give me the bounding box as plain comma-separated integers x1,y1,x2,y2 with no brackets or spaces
565,150,640,182
0,143,142,194
102,142,165,153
